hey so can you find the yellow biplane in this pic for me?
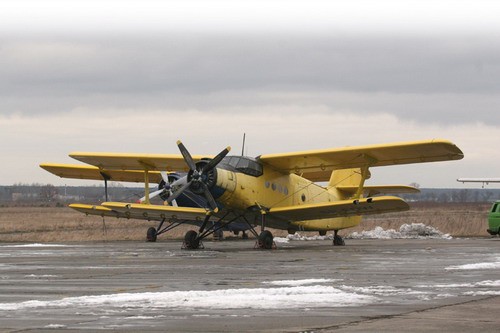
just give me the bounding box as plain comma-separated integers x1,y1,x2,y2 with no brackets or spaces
40,139,463,249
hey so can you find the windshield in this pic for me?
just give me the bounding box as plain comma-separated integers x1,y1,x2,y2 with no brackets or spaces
221,156,263,177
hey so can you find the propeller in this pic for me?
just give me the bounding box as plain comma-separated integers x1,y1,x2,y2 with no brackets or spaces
165,140,231,212
138,172,184,205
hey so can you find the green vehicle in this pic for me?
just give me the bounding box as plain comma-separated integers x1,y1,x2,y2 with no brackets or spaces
457,178,500,236
487,201,500,235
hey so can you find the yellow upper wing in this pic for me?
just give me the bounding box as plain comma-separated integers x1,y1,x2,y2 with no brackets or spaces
269,196,409,222
258,139,463,182
40,163,162,183
69,152,212,171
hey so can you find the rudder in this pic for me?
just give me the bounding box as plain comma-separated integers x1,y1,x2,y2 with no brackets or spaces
328,168,368,199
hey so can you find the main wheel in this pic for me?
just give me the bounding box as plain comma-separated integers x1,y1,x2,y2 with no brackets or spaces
258,230,274,249
146,227,157,242
184,230,200,249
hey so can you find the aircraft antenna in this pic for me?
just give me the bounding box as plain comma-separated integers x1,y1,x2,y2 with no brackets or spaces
241,133,246,156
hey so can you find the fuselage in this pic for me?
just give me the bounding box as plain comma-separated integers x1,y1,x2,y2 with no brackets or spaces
207,155,362,232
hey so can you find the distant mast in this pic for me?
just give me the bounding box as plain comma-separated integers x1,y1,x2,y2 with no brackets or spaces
241,133,246,156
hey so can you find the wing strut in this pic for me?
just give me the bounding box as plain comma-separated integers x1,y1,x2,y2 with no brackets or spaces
99,171,111,201
143,168,150,205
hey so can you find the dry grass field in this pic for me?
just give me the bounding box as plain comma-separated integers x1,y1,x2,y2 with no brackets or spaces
350,202,491,237
0,202,492,243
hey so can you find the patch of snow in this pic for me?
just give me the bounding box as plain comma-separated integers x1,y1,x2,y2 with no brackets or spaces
445,261,500,270
273,237,290,243
125,315,165,320
24,274,58,279
464,290,500,296
347,223,451,240
0,285,377,311
0,243,71,248
418,280,500,288
339,285,430,297
263,278,339,286
275,233,335,243
44,324,66,329
287,234,331,241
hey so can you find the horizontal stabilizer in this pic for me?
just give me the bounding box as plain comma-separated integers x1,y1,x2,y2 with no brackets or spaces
336,185,420,197
269,196,409,222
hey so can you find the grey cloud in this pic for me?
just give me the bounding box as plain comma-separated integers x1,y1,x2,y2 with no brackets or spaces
1,33,500,124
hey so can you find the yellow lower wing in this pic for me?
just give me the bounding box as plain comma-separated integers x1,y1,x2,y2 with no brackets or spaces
269,196,409,222
70,204,126,218
102,202,209,221
70,203,209,222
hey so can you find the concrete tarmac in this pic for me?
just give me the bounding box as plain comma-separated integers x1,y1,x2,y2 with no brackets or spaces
0,237,499,332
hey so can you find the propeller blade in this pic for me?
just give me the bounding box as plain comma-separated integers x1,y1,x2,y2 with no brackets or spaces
202,182,218,212
177,140,197,171
170,176,187,188
160,171,170,182
202,146,231,173
166,176,185,207
138,188,164,203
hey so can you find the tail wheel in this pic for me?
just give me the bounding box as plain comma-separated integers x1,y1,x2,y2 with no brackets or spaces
258,230,274,249
333,234,345,246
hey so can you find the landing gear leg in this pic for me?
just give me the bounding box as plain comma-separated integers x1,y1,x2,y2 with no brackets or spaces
333,230,345,246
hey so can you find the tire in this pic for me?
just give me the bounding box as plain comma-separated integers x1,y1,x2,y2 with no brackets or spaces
258,230,274,249
146,227,157,242
184,230,200,249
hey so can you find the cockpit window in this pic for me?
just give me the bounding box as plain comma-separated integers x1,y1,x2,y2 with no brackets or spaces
222,156,263,177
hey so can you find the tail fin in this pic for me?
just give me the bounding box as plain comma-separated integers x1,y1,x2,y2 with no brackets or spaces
328,168,369,199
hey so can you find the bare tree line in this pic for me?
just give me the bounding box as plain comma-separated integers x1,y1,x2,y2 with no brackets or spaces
2,184,500,206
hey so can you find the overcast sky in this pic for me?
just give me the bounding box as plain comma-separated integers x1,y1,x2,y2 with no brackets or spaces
1,0,500,188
